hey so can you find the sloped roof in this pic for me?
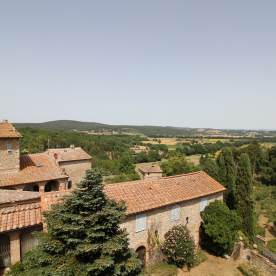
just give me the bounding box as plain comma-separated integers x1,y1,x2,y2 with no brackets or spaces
138,164,163,173
104,171,225,215
0,190,41,204
40,171,225,216
0,121,22,138
0,202,42,232
46,147,92,162
0,153,68,187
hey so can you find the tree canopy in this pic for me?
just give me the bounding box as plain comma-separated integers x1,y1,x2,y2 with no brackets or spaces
7,169,142,276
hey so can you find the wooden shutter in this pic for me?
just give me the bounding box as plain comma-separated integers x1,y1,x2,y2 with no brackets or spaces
171,204,180,221
200,197,208,212
7,144,12,154
20,232,39,261
136,213,146,232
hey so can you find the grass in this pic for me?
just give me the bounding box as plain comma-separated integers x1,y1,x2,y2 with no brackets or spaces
192,250,208,267
145,261,178,276
238,263,262,276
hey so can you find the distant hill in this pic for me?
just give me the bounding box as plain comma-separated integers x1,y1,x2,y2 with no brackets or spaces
13,120,196,136
13,120,276,137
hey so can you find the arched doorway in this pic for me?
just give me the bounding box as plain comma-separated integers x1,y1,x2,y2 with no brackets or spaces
0,234,10,269
136,246,146,269
44,180,59,193
199,222,205,246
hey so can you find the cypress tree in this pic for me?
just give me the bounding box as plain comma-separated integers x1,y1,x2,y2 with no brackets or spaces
223,148,235,210
235,153,256,242
8,169,142,276
217,154,227,187
203,158,218,181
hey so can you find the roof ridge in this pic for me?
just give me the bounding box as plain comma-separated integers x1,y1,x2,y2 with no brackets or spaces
105,171,205,187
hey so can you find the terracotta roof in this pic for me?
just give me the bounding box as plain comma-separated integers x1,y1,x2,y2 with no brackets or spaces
0,202,42,232
104,171,225,215
0,153,68,187
0,190,41,204
40,171,225,216
46,147,92,162
0,121,22,138
41,190,72,211
138,164,163,173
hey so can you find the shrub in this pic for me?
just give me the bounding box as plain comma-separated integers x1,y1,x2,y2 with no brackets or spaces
237,231,253,250
238,263,262,276
267,239,276,254
201,200,242,256
162,225,196,268
256,226,266,237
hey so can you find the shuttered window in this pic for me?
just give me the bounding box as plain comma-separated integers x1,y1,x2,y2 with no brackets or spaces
7,144,12,154
171,204,180,221
136,213,146,232
20,232,39,261
200,197,208,212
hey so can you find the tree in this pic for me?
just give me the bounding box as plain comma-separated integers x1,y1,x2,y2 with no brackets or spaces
217,154,227,187
160,156,201,177
235,153,256,242
7,169,142,276
222,148,235,210
148,150,161,162
119,156,136,174
201,200,241,256
203,158,218,181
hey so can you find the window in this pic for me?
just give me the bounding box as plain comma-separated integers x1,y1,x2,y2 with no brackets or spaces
7,144,12,154
136,213,146,232
200,197,208,212
171,204,180,221
68,181,72,189
0,234,10,269
20,232,39,261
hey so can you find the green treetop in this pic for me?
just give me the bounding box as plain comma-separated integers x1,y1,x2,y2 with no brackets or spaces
217,154,227,187
7,169,142,276
203,158,218,181
222,148,235,210
235,153,256,242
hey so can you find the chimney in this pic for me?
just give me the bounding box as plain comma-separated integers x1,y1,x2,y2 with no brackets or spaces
70,144,75,149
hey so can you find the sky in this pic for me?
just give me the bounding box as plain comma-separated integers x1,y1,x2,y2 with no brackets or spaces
1,1,275,130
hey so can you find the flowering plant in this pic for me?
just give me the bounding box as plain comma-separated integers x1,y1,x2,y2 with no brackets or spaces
162,225,197,267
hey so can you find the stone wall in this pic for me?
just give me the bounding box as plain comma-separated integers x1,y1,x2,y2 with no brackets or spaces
0,138,20,173
258,245,276,265
249,250,276,276
59,160,91,188
120,191,223,252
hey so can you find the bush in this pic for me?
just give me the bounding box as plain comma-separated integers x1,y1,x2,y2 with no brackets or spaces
237,231,253,250
256,226,266,237
238,263,262,276
162,225,196,268
267,239,276,254
201,200,242,256
254,188,270,201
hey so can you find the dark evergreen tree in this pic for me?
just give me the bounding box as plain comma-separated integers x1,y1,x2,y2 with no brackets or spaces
201,200,241,256
217,154,227,187
223,148,236,210
235,153,256,242
203,158,218,181
7,169,142,276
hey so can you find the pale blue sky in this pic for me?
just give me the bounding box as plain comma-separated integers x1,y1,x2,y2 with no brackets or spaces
1,1,275,130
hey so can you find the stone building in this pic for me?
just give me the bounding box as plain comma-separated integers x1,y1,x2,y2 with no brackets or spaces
0,121,92,192
40,171,225,266
0,190,43,271
138,164,163,180
46,146,92,189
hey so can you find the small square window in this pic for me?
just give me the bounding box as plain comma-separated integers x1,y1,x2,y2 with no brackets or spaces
7,144,12,154
171,204,180,221
136,213,146,232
